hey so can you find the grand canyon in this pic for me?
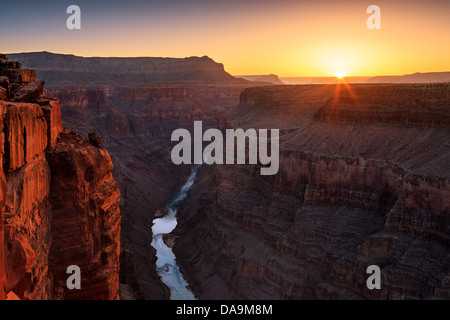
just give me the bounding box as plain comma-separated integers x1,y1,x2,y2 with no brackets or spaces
0,51,448,300
0,53,120,300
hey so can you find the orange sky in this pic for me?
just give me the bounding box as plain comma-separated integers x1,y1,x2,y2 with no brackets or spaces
2,0,450,76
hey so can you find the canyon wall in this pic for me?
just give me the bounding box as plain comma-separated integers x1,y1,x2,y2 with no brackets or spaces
9,50,447,300
11,52,275,299
44,80,449,300
173,84,450,299
314,83,450,127
0,55,121,299
45,84,251,299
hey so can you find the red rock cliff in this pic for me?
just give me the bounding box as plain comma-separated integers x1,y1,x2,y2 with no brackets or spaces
0,55,121,300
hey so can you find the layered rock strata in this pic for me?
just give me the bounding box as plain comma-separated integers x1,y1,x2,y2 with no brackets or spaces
0,55,121,300
7,52,248,86
45,84,249,299
173,84,450,300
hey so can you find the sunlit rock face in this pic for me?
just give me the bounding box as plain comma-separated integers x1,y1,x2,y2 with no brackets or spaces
47,132,121,300
0,55,121,300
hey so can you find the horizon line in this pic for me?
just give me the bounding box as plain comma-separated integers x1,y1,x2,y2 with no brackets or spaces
4,51,450,79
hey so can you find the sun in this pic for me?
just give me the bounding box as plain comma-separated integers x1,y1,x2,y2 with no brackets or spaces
335,72,347,79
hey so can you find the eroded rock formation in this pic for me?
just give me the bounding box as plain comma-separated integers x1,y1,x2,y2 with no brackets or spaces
173,84,450,300
47,132,120,300
45,84,251,299
0,55,121,300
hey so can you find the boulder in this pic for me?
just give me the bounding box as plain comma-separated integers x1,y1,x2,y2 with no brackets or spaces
0,59,21,70
88,132,102,148
0,76,10,100
0,76,10,90
9,83,22,96
6,291,20,300
13,81,44,102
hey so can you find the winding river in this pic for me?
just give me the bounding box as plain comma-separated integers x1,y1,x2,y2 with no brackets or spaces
151,166,199,300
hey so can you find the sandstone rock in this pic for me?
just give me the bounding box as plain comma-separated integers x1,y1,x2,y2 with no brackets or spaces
37,98,63,147
13,81,44,102
4,238,29,294
0,76,10,101
0,76,10,90
4,155,52,299
89,132,101,148
1,69,36,84
6,291,20,300
0,214,4,300
9,83,23,97
0,59,22,70
3,102,48,171
0,87,7,100
0,217,4,299
0,59,121,300
0,101,6,300
47,132,121,300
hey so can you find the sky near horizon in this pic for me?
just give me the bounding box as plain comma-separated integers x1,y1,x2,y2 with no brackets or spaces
1,0,449,77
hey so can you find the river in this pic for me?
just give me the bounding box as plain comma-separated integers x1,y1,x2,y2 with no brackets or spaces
151,166,199,300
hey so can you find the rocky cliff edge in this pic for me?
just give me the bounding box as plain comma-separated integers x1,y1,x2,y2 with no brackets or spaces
0,54,121,300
